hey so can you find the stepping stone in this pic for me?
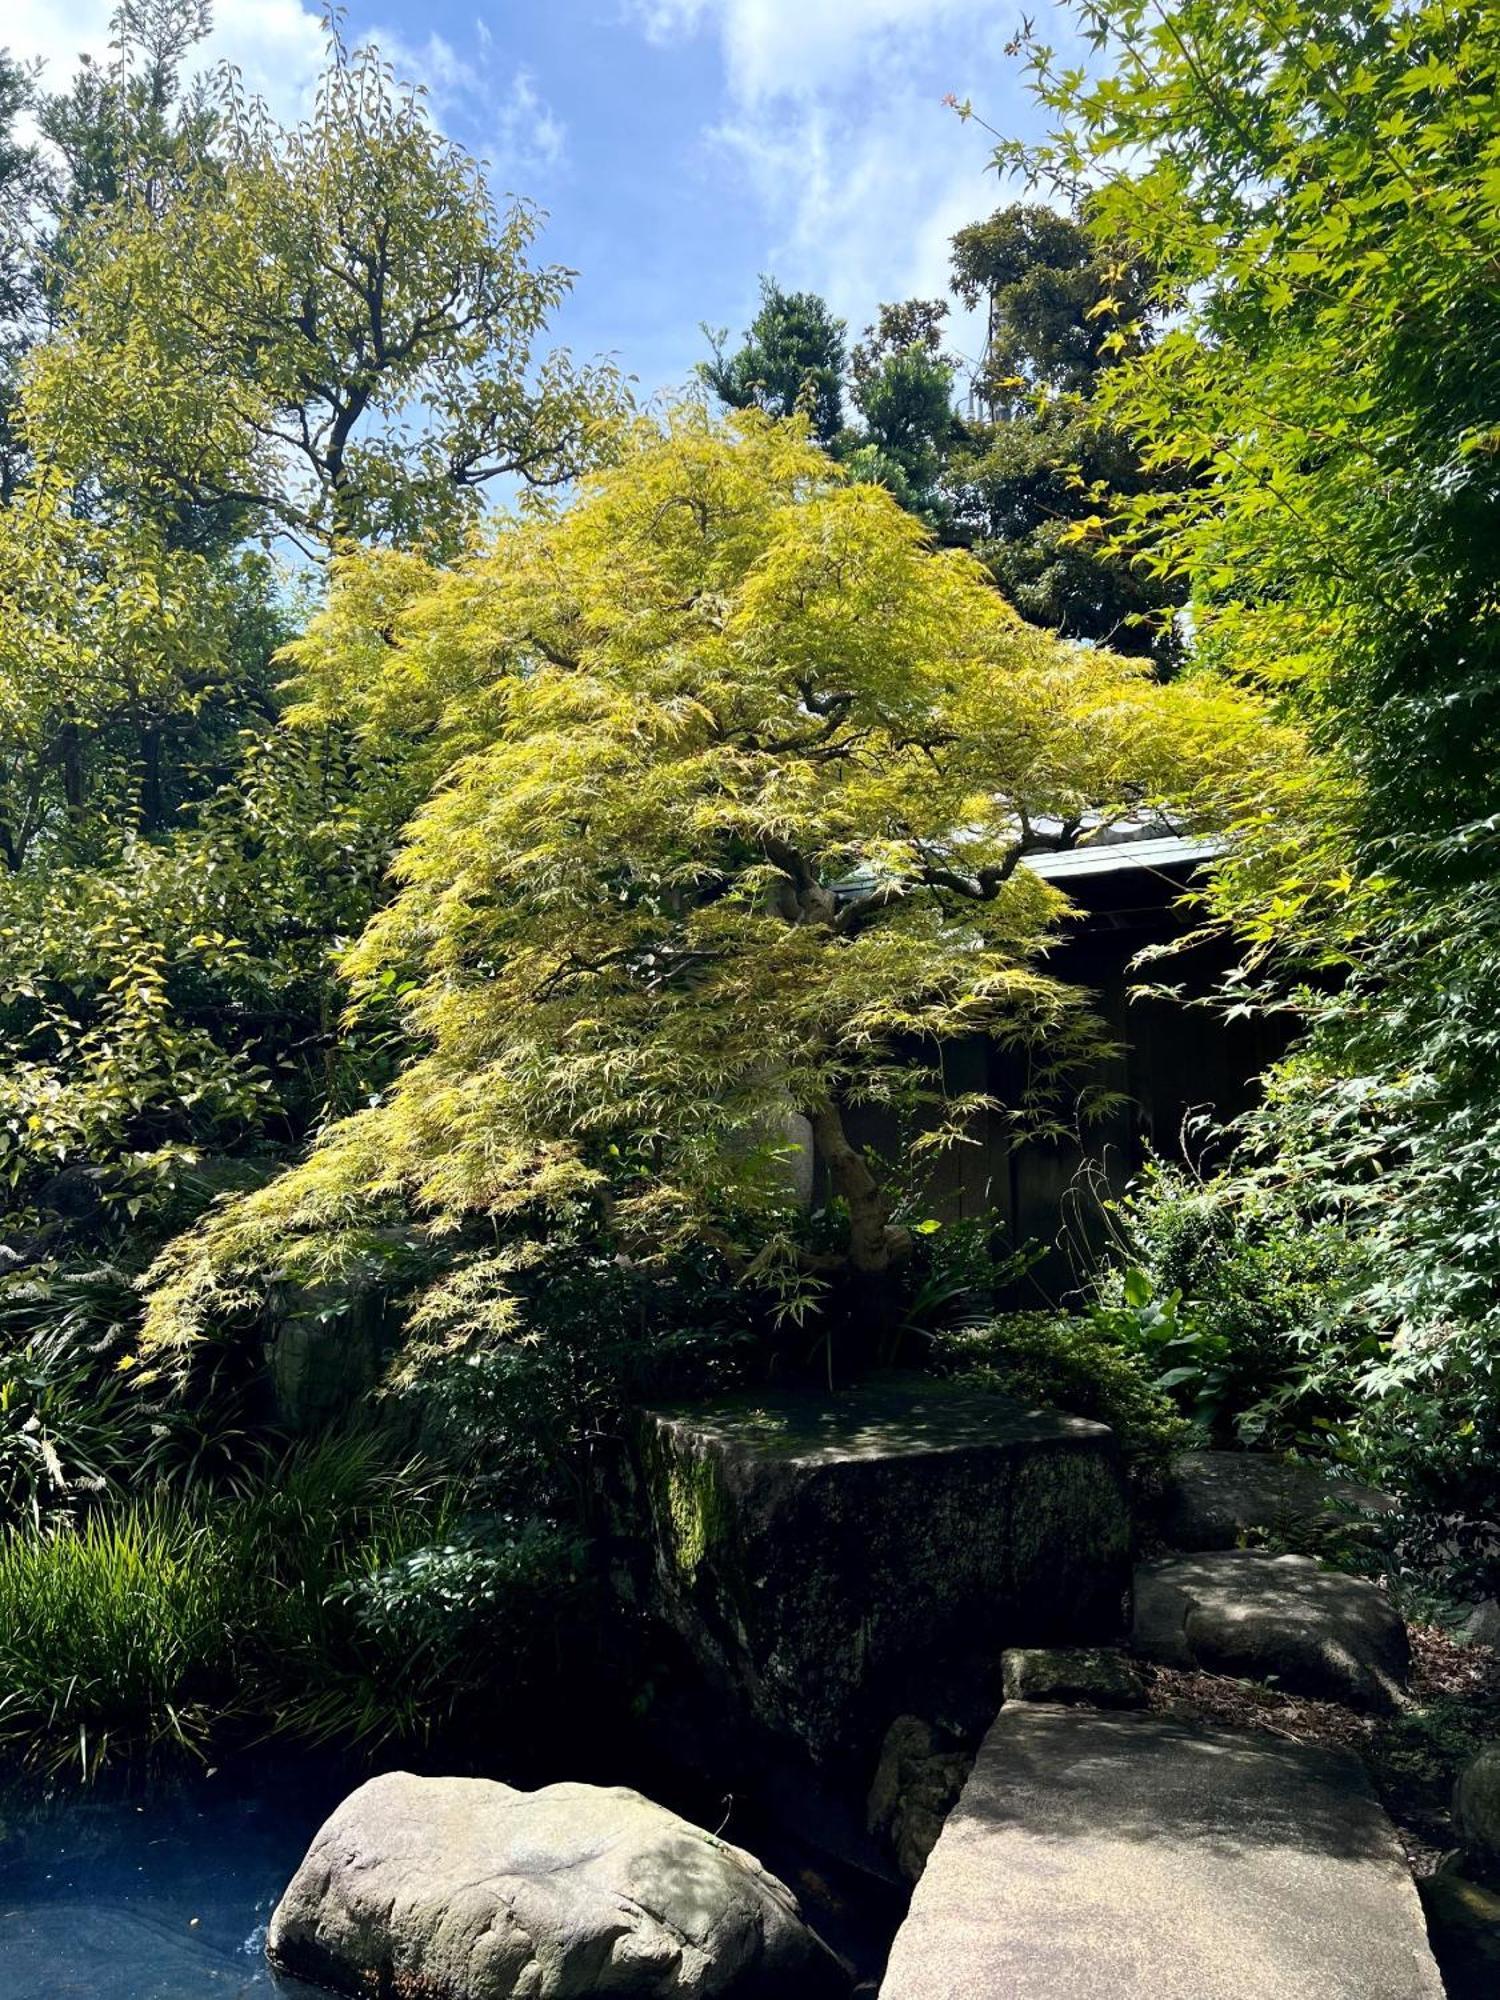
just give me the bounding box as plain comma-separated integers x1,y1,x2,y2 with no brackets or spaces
1163,1450,1397,1552
879,1705,1444,2000
640,1377,1131,1765
1133,1549,1409,1711
1001,1645,1146,1708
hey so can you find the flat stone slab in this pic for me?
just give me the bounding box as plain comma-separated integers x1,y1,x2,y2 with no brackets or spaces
1163,1450,1398,1552
1001,1645,1147,1708
1133,1549,1409,1711
640,1377,1130,1766
880,1706,1444,2000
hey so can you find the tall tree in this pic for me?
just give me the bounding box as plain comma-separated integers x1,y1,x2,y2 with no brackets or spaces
0,51,45,507
1006,0,1500,1500
945,204,1184,666
844,300,958,527
140,408,1285,1370
700,279,848,446
0,7,616,1246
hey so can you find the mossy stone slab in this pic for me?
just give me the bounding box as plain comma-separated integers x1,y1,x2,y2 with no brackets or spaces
639,1376,1131,1768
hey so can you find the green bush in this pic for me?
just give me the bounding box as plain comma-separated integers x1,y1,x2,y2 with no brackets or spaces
933,1309,1186,1470
0,1427,588,1779
1103,1161,1373,1452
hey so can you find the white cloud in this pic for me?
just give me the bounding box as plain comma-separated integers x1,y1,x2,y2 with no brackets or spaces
6,0,327,125
6,4,566,180
363,26,567,179
641,1,1048,383
624,0,989,105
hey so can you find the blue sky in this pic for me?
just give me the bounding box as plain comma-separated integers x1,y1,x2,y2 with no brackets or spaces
9,1,1076,402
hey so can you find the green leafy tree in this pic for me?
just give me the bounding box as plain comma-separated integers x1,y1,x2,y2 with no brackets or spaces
1003,0,1500,1513
0,7,616,1251
140,408,1284,1369
844,300,958,527
945,203,1183,665
700,278,848,446
0,51,45,506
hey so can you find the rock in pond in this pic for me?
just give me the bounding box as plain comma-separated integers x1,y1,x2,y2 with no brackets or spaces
266,1771,849,2000
1000,1645,1146,1708
1161,1449,1397,1553
1133,1549,1409,1711
880,1705,1444,2000
866,1717,973,1884
639,1377,1131,1767
1454,1740,1500,1862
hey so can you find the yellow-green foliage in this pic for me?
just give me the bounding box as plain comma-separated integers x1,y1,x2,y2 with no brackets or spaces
141,407,1291,1361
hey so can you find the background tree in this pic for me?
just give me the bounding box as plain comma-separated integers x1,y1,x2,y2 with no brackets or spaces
699,278,847,446
0,52,45,506
843,299,958,528
945,203,1185,667
141,407,1284,1372
1006,0,1500,1541
0,4,617,1257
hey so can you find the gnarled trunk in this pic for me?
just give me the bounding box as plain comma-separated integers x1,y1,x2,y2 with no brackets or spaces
810,1100,911,1276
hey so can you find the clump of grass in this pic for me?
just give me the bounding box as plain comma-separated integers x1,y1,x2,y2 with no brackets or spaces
0,1426,588,1780
0,1499,242,1778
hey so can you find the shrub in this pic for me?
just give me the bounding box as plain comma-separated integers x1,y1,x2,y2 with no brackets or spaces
1103,1161,1373,1453
933,1309,1186,1470
0,1427,590,1779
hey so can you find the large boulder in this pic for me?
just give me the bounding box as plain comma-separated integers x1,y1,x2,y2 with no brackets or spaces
1132,1549,1409,1711
1454,1741,1500,1862
266,1771,847,2000
639,1377,1131,1766
1161,1450,1397,1553
1459,1599,1500,1647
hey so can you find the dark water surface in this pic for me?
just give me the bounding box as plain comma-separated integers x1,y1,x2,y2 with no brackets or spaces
0,1756,352,2000
0,1747,897,1998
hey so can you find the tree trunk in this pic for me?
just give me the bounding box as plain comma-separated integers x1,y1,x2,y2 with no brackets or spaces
810,1100,908,1275
60,720,85,820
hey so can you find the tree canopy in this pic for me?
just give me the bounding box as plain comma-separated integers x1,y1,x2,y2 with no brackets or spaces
0,7,617,1250
141,407,1283,1367
1001,0,1500,1487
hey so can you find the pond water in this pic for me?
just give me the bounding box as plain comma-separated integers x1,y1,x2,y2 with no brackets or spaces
0,1749,896,1998
0,1756,353,2000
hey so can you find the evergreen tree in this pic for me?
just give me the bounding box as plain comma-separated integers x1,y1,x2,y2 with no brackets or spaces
700,278,847,446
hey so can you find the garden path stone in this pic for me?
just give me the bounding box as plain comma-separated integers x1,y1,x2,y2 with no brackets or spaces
1162,1449,1397,1552
878,1704,1444,2000
266,1771,848,2000
639,1376,1130,1766
1132,1548,1409,1710
1000,1645,1147,1707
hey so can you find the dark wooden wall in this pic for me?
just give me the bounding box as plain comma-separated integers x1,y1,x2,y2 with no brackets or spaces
843,856,1292,1305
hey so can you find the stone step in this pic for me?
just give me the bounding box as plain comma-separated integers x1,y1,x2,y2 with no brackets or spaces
879,1705,1444,2000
